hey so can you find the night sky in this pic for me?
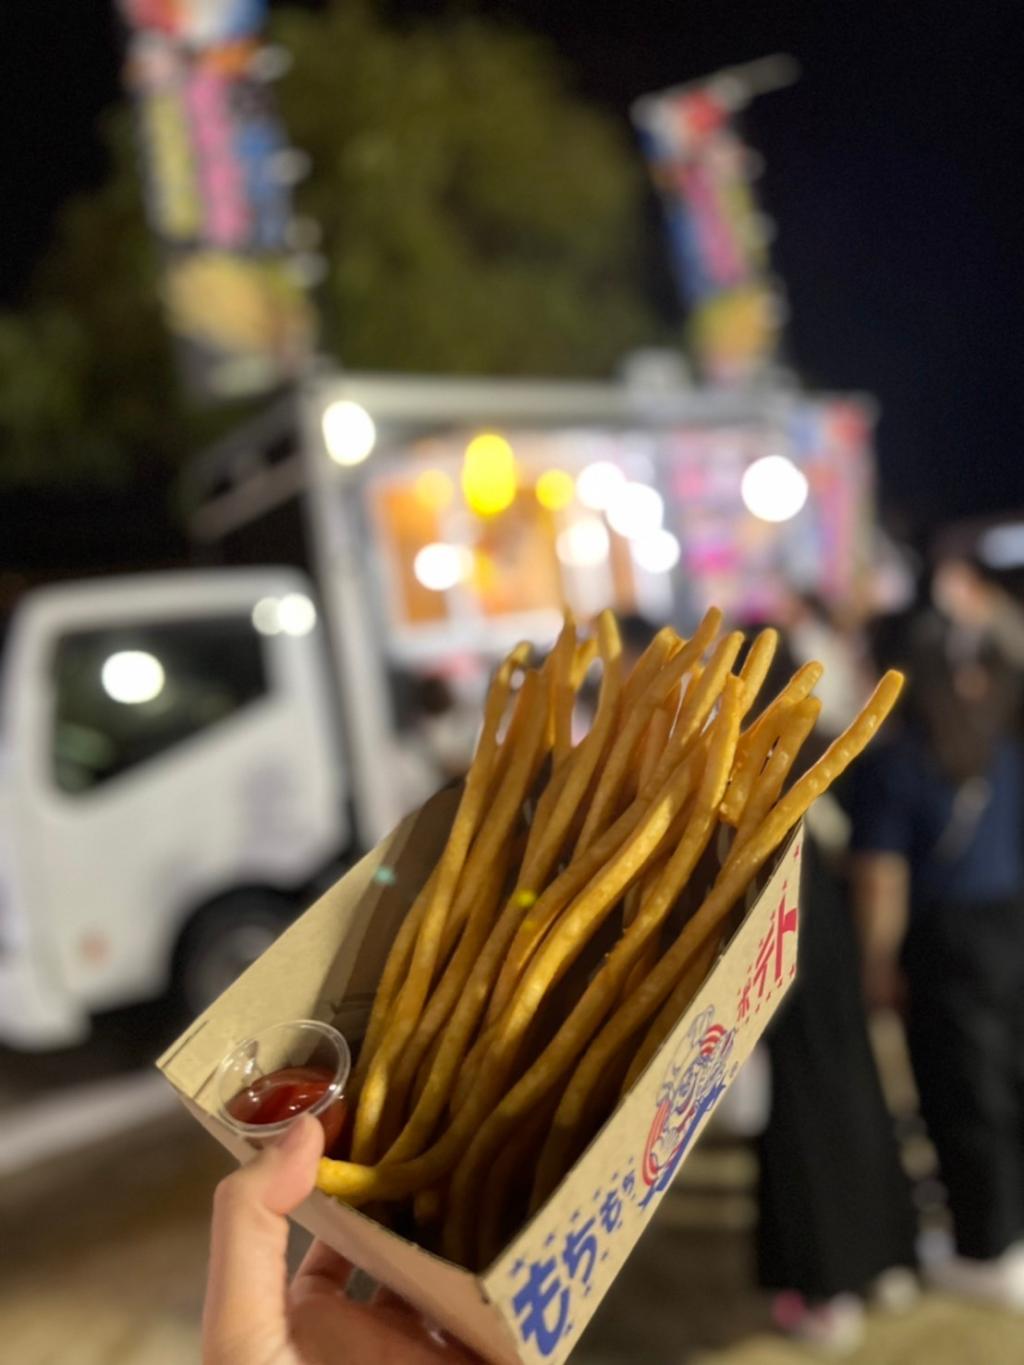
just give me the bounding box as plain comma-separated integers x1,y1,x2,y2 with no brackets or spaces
3,1,1024,538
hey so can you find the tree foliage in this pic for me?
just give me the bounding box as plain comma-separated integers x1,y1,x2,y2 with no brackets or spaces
0,1,662,487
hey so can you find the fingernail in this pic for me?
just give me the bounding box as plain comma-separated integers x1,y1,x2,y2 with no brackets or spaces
277,1115,315,1155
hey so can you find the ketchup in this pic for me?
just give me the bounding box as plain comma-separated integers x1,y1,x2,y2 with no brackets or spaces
226,1064,347,1154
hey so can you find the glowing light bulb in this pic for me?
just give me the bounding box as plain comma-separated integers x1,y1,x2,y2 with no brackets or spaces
606,483,664,540
461,433,518,517
322,401,376,466
535,468,575,512
414,543,474,591
632,529,681,574
101,651,165,704
252,597,282,636
740,455,809,523
556,517,611,568
576,461,625,511
277,593,317,636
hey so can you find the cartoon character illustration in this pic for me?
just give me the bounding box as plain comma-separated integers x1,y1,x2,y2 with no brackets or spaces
639,1004,734,1206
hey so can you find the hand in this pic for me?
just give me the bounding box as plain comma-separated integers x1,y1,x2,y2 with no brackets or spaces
204,1115,476,1365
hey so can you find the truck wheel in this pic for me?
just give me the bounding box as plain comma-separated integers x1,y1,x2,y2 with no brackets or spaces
174,892,293,1018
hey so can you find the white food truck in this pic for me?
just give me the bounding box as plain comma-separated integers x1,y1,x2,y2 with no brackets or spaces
0,369,873,1047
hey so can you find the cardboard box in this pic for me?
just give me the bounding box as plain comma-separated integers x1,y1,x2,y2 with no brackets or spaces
159,788,802,1365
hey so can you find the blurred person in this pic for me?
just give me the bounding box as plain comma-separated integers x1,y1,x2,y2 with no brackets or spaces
931,555,1024,672
204,1114,476,1364
752,632,918,1351
849,608,1024,1307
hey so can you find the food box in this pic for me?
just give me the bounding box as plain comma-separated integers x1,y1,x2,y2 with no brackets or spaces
158,787,802,1365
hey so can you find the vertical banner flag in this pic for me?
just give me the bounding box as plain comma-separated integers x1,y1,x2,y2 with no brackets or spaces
632,63,793,386
120,0,318,399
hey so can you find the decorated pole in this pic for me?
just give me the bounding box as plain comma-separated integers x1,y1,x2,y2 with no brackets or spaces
117,0,320,399
632,55,797,388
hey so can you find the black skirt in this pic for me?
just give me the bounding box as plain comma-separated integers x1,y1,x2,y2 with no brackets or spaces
757,838,918,1299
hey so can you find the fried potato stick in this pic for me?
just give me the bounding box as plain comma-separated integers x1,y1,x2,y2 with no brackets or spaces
521,680,743,1214
381,686,547,1137
349,866,438,1099
381,749,661,1161
621,926,724,1096
437,671,551,965
737,627,779,712
484,615,628,1022
317,672,902,1217
574,614,721,855
731,698,821,859
644,630,742,795
720,660,824,825
350,643,531,1163
478,1098,558,1269
547,672,906,1178
440,752,700,1127
571,636,597,688
377,834,517,1154
550,612,577,768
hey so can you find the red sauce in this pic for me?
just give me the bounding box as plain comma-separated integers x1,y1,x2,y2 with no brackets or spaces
227,1064,347,1154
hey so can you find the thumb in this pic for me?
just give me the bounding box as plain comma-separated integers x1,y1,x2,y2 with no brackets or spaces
203,1114,324,1364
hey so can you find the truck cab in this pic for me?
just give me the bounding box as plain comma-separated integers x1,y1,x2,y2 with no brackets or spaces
0,568,350,1047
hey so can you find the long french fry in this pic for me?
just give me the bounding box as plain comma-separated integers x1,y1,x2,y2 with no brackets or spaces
314,613,904,1273
350,643,530,1163
478,1098,558,1269
475,720,707,1106
483,615,627,1023
718,709,781,831
621,626,684,706
411,1026,445,1110
380,684,547,1140
544,671,906,1185
383,766,665,1162
453,750,702,1120
571,636,597,688
623,700,674,811
486,746,708,1065
523,678,744,1212
524,610,624,872
737,627,779,712
377,829,518,1155
349,866,438,1097
550,612,577,768
437,672,550,965
443,683,742,1257
353,646,533,1096
731,697,821,859
720,660,823,824
620,925,724,1096
645,630,742,796
574,613,720,855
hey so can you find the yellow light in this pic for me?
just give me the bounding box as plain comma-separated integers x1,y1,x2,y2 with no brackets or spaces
414,468,455,511
461,433,518,518
535,468,575,512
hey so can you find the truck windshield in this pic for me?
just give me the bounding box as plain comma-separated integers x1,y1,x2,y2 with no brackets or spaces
51,615,268,793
